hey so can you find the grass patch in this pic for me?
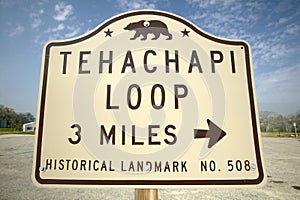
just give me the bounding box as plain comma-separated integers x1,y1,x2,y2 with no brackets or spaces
0,127,35,135
0,128,16,132
0,130,35,135
262,132,298,138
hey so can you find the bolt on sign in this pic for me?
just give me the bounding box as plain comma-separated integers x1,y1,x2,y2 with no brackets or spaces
33,10,266,187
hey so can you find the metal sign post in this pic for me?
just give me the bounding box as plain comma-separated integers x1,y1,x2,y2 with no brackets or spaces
135,189,158,200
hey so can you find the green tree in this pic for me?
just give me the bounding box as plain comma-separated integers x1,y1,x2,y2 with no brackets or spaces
0,105,35,130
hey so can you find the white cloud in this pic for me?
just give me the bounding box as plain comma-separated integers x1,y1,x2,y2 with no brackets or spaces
267,16,293,28
186,0,217,8
31,18,42,29
286,23,300,35
253,41,289,62
117,0,156,11
31,1,82,44
54,23,65,31
46,23,65,33
53,2,73,21
277,17,290,25
8,25,24,37
65,26,81,38
190,12,208,21
245,1,265,11
186,0,264,40
30,9,45,29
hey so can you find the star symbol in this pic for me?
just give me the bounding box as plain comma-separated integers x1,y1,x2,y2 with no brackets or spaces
181,28,190,37
104,29,113,37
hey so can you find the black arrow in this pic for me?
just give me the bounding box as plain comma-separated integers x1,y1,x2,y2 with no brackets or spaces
194,119,227,148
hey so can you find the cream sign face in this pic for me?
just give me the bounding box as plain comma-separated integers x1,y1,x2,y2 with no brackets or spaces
33,10,266,187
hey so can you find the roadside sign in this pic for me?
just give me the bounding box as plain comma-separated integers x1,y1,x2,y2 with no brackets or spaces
33,10,266,187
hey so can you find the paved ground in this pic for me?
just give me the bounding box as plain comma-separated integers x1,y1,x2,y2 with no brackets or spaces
0,135,299,199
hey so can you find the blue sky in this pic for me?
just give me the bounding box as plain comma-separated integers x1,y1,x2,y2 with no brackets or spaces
0,0,299,116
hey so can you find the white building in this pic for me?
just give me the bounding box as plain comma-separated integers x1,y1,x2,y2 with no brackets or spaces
22,122,36,132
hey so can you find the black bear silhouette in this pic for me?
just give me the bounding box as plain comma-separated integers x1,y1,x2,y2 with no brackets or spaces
124,20,172,40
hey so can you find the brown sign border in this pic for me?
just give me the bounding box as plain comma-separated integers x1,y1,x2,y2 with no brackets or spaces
34,10,264,186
